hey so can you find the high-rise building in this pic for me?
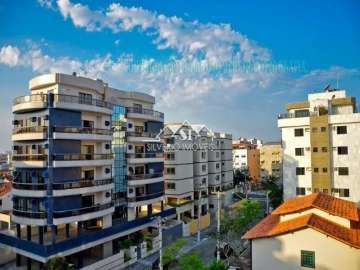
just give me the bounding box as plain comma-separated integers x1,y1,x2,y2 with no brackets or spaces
1,73,174,269
163,122,233,235
259,142,282,182
278,88,360,202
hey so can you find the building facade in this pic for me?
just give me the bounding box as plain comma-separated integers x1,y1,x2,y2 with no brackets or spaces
243,193,360,270
1,73,174,269
163,123,233,235
259,142,282,182
278,89,360,202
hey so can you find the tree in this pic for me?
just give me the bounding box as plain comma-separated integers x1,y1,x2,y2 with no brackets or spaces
261,175,283,209
207,260,228,270
179,252,206,270
233,168,247,185
45,257,70,270
162,238,188,269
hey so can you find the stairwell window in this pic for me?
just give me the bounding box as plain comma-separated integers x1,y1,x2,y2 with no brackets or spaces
337,146,348,155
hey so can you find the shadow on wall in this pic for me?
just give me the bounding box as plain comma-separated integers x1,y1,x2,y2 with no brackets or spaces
282,140,301,199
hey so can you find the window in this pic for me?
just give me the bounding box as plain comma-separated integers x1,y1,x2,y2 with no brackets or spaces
321,147,327,153
294,128,304,137
323,189,328,194
105,144,110,150
322,167,328,173
295,148,304,156
166,167,175,175
82,120,94,128
104,120,110,126
313,147,318,153
339,189,350,198
166,153,175,160
79,92,92,105
337,146,348,155
202,178,206,184
312,127,318,133
216,152,220,158
128,145,133,150
105,168,111,174
338,167,349,176
167,183,176,189
337,126,347,134
216,163,220,169
296,187,306,195
301,250,315,268
320,127,327,132
296,167,305,175
313,168,319,173
128,123,133,129
202,164,207,172
201,152,206,159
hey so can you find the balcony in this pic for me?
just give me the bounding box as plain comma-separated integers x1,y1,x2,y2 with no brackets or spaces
12,208,47,225
126,107,164,122
53,153,113,167
128,191,164,207
12,154,47,168
12,94,48,113
126,173,163,186
53,202,114,225
53,126,112,141
12,126,47,141
53,94,112,115
126,153,163,164
52,178,113,196
12,181,47,197
126,131,159,143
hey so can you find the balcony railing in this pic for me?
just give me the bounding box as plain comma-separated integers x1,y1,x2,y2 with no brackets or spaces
54,94,113,109
12,182,47,190
52,178,113,190
126,153,163,159
126,131,158,138
53,126,113,135
128,191,164,202
278,110,331,119
53,202,113,218
12,126,47,135
126,107,164,119
12,154,47,161
13,94,47,105
53,153,113,161
126,173,163,181
13,208,47,219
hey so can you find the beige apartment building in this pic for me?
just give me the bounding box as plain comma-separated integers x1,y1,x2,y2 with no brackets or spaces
259,142,282,182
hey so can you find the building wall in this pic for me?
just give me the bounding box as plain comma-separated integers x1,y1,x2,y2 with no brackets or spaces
252,228,360,270
247,149,260,182
260,143,282,181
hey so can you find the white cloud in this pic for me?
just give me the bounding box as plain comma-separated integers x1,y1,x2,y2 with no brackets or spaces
0,46,20,67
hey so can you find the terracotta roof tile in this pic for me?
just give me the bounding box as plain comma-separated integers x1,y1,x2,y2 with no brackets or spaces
242,213,360,249
0,182,11,197
272,193,359,221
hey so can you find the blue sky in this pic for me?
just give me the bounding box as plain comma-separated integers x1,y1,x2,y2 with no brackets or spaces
0,0,360,151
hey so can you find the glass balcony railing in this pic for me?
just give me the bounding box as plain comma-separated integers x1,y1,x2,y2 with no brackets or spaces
126,173,163,181
13,208,47,219
54,94,113,109
125,131,158,138
52,178,113,190
53,202,113,218
12,182,47,190
53,126,113,135
126,107,164,119
126,153,163,159
128,191,164,202
12,154,47,161
12,126,47,135
13,94,47,105
53,153,113,161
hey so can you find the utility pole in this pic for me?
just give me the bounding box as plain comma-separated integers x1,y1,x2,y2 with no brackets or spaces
216,189,221,262
158,216,163,270
197,190,201,243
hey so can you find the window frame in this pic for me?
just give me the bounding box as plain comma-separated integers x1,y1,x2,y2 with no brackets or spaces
301,250,315,268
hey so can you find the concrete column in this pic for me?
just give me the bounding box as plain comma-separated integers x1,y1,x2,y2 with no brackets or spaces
66,224,70,238
16,224,21,239
26,225,31,241
39,226,44,244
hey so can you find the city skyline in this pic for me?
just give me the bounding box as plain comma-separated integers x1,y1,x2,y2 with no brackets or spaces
1,0,360,152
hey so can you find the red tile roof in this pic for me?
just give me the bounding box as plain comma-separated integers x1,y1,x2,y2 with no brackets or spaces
0,182,11,197
272,193,359,221
243,213,360,248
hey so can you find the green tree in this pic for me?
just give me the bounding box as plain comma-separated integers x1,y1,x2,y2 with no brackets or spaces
45,257,70,270
261,175,283,209
207,260,228,270
162,238,188,269
179,252,206,270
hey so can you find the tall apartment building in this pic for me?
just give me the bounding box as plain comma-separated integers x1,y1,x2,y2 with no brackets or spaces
259,142,282,181
278,88,360,202
0,73,174,269
163,123,233,235
232,139,261,183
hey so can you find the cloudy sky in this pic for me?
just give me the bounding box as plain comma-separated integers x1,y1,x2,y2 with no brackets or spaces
0,0,360,151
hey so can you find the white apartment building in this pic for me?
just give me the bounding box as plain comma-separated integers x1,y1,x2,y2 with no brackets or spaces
233,148,248,170
163,122,233,234
278,88,360,203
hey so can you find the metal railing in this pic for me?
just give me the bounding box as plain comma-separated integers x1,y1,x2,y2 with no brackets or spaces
12,182,47,190
12,154,47,161
128,191,164,202
13,208,47,219
54,94,113,109
53,178,113,190
126,173,163,181
278,110,331,119
53,153,113,161
13,94,47,105
53,126,112,135
126,153,163,159
53,202,113,218
126,107,164,119
12,126,47,135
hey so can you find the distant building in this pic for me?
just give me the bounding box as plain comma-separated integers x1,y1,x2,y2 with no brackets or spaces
233,139,260,183
243,193,360,270
259,142,282,182
278,88,360,201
